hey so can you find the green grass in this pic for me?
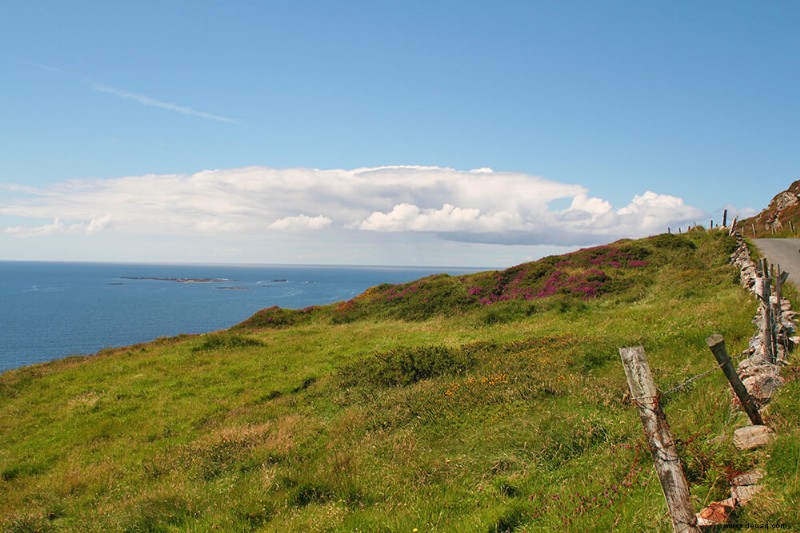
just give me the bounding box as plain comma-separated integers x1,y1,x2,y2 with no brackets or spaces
1,229,796,531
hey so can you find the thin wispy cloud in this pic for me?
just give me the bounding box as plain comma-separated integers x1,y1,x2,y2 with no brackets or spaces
14,58,246,127
90,82,246,126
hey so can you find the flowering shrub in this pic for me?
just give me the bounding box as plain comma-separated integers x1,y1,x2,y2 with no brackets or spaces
464,243,653,305
336,300,356,313
383,283,421,302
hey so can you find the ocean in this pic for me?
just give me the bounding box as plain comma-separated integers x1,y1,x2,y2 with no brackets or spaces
0,261,482,373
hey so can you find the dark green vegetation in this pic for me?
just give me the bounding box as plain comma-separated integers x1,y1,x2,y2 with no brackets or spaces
1,230,798,531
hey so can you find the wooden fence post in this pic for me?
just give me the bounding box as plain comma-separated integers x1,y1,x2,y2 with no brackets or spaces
705,335,764,425
775,266,788,320
758,262,776,363
619,346,699,533
723,209,727,228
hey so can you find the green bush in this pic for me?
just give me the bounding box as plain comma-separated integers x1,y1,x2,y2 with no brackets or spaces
289,482,336,507
339,345,476,388
192,334,264,352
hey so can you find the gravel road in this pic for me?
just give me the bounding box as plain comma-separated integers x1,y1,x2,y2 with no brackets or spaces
752,239,800,284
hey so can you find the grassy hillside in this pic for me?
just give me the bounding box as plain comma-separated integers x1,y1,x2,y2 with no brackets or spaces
1,230,798,531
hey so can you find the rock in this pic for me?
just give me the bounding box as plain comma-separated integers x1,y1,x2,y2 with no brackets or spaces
769,190,799,213
737,358,757,377
697,498,736,525
732,470,763,487
732,483,763,505
731,470,764,505
733,425,773,450
742,367,784,404
746,337,762,355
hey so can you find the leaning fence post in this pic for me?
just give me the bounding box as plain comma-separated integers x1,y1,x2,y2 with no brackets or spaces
619,346,699,533
705,334,764,425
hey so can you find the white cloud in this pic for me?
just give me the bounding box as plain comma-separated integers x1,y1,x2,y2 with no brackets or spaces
722,204,758,220
359,203,521,233
0,165,706,247
568,194,612,215
3,218,84,237
86,214,113,235
269,214,332,231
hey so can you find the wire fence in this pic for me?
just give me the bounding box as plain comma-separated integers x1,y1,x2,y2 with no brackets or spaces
616,230,796,530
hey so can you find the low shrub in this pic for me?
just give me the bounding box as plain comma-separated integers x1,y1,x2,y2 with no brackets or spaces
192,334,264,352
289,482,336,507
338,345,476,388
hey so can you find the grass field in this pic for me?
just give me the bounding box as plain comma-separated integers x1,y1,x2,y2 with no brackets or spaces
1,229,798,531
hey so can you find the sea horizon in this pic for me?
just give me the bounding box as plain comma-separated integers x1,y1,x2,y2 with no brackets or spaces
0,258,499,271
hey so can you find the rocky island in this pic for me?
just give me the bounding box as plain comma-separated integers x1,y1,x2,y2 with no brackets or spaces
120,276,231,283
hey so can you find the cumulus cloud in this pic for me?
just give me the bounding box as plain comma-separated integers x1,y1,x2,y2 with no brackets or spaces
359,203,521,233
0,165,706,246
269,214,332,231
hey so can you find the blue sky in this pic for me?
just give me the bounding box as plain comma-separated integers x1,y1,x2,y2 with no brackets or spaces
1,1,798,267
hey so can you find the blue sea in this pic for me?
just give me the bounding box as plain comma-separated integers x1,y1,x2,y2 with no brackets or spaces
0,261,482,373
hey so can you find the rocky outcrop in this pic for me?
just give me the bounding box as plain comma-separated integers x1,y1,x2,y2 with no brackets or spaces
739,180,800,236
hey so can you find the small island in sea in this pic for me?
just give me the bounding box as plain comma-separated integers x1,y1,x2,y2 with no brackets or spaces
120,276,231,283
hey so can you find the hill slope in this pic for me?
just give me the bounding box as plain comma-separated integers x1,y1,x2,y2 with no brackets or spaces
738,179,800,237
1,230,798,531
